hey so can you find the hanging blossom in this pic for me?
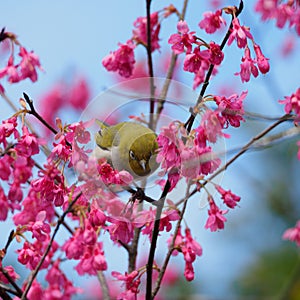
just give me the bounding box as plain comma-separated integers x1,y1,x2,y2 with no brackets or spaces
112,270,141,299
235,46,258,83
97,159,133,186
0,263,19,284
168,227,202,281
103,10,164,77
228,18,253,48
214,90,248,127
255,0,300,35
279,87,300,118
0,29,43,90
102,40,136,78
283,220,300,247
215,185,241,208
198,9,226,34
132,12,161,51
205,196,228,232
168,20,197,54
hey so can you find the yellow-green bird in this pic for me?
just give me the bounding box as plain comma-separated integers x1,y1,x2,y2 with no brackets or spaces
95,121,159,178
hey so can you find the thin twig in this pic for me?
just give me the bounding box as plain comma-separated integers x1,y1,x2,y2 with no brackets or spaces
23,93,58,135
21,192,82,300
97,271,110,300
0,267,24,299
0,285,14,300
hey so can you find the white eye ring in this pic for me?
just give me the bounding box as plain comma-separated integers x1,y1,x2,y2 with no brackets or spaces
129,150,136,160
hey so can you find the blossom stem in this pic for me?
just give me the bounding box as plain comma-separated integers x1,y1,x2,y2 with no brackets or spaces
20,192,82,300
185,0,244,133
0,283,17,299
23,93,58,135
97,271,110,300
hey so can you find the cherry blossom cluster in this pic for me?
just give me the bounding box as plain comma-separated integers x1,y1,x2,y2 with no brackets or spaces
37,77,91,131
255,0,300,35
0,29,42,93
168,18,224,89
168,227,202,281
102,6,177,78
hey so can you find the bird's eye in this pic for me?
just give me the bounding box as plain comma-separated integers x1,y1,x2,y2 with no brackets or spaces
129,150,136,160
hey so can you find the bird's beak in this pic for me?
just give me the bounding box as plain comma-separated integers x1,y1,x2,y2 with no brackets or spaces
139,159,146,171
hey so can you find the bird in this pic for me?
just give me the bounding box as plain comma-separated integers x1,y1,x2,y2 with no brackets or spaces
95,121,159,178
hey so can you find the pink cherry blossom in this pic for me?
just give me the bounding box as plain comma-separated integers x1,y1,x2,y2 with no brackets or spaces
180,146,200,179
0,116,19,147
183,46,210,73
62,230,85,260
17,239,57,270
0,264,19,284
253,43,270,74
290,8,300,36
32,163,67,207
201,109,226,143
228,18,253,48
48,137,72,162
89,203,107,227
297,141,300,160
97,159,133,186
27,281,44,300
107,216,134,244
235,46,259,83
18,46,43,82
275,3,293,28
29,211,51,242
197,146,221,175
199,9,226,34
168,20,196,54
75,242,107,275
68,77,91,110
102,40,136,78
168,227,202,281
0,55,20,83
283,220,300,247
184,261,195,281
13,188,55,225
0,187,9,221
215,185,241,208
156,122,182,171
205,198,228,231
15,126,40,157
208,42,224,65
279,88,300,117
214,91,247,127
0,154,13,180
133,12,161,51
112,270,140,298
255,0,277,21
